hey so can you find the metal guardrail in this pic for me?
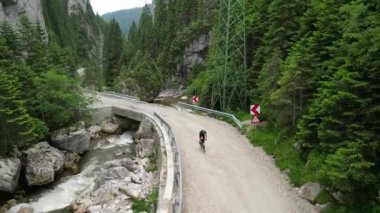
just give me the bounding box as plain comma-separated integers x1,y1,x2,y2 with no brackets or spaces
178,102,243,128
102,91,140,101
154,112,183,213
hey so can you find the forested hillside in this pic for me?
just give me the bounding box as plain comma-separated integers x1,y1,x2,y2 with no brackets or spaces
102,8,143,35
0,0,123,153
110,0,216,101
0,16,89,154
113,0,380,211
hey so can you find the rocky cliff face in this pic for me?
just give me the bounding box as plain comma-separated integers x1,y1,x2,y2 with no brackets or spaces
68,0,88,15
0,0,46,32
0,0,103,61
66,0,103,61
177,33,210,78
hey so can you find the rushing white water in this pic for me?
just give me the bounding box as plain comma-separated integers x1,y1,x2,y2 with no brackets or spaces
9,131,135,213
94,131,134,150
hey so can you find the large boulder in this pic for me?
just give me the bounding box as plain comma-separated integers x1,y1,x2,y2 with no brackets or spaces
24,142,65,186
0,158,21,193
88,125,102,139
101,123,120,134
51,129,90,154
25,153,54,186
133,118,155,140
135,139,155,158
298,182,321,203
98,166,130,185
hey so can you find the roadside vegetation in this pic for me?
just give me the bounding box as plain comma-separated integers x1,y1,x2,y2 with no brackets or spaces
132,188,159,213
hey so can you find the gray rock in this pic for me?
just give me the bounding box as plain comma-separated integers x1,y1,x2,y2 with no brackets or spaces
177,33,210,78
101,123,119,134
98,166,129,186
332,191,344,204
119,183,142,199
88,125,102,139
64,151,81,165
26,142,65,173
105,158,143,174
0,158,21,193
51,129,90,154
25,153,54,186
24,142,65,186
298,182,321,203
8,203,34,213
0,0,47,38
133,118,155,140
135,139,155,158
68,0,88,15
69,121,86,132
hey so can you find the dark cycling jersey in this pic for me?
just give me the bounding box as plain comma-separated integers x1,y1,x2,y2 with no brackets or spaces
199,130,207,141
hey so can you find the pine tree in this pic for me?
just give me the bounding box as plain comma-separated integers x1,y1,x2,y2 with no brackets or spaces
103,19,124,86
115,51,163,101
297,69,377,195
137,5,154,54
18,16,48,74
34,69,90,130
0,21,21,59
154,0,168,54
0,68,47,155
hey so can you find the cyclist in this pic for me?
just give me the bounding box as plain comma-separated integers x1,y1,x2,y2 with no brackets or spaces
199,129,207,147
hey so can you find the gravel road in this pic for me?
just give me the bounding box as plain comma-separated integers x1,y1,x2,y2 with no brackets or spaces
96,94,316,213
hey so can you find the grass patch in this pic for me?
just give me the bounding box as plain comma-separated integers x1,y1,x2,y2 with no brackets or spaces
247,125,317,187
315,189,334,204
132,188,159,213
146,155,158,173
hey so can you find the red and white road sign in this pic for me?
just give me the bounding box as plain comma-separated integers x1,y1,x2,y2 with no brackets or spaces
251,115,261,124
250,104,261,115
193,96,199,104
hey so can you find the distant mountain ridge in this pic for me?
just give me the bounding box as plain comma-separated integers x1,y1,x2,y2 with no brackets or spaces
102,7,142,36
102,3,154,36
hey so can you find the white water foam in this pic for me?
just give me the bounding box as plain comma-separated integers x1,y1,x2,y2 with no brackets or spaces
9,160,98,213
9,131,135,213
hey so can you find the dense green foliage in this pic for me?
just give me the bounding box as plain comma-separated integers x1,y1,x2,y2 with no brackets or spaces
185,0,380,209
114,0,216,100
114,51,163,101
0,17,89,155
42,0,102,62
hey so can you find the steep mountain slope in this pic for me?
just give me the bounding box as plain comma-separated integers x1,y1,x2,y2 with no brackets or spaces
42,0,103,61
0,0,47,33
102,8,142,35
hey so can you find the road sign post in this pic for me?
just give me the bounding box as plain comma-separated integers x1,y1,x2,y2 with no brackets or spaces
250,104,261,139
193,96,199,105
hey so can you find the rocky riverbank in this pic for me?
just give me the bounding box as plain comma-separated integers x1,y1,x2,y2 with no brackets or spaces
1,115,151,213
72,117,159,213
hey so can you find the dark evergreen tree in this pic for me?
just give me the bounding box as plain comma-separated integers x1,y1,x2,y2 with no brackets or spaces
103,19,124,86
0,68,47,155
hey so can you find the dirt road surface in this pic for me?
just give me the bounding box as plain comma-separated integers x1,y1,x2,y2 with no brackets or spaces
95,94,316,213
